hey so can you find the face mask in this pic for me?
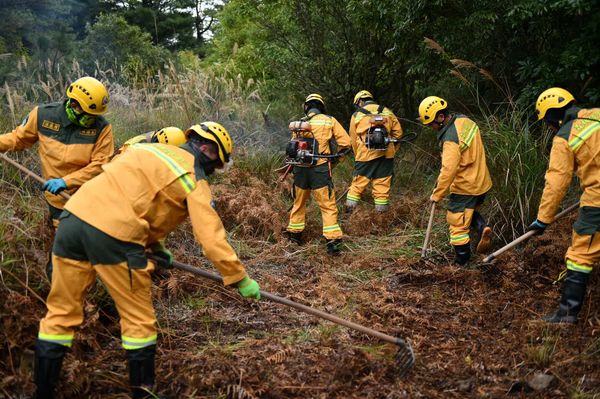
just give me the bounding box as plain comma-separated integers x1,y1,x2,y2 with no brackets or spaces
197,151,220,176
65,99,96,127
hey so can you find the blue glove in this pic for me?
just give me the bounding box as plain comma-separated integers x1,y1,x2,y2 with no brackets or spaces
528,219,548,235
42,178,67,195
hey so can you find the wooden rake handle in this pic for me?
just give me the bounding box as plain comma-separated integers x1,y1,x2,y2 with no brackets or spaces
421,202,436,258
0,153,71,200
482,201,580,263
163,257,409,347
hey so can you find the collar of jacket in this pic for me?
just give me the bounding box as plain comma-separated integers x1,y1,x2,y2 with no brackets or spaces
306,108,322,118
180,142,208,181
437,113,458,141
562,105,581,125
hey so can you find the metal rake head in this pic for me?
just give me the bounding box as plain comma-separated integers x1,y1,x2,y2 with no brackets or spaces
395,338,415,377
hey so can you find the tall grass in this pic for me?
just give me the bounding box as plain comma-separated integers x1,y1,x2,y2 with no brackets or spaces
416,38,582,242
0,52,578,246
0,59,289,151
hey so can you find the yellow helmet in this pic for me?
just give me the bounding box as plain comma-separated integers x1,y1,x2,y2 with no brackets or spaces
418,96,448,124
66,76,109,115
153,127,186,146
185,122,233,164
353,90,373,105
535,87,575,120
305,93,324,105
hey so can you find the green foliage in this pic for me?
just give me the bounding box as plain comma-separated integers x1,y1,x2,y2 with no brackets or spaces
99,0,221,55
77,13,170,83
209,0,600,116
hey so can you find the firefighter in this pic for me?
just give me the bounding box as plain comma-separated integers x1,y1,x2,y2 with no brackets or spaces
528,87,600,324
118,126,187,154
418,96,493,265
0,76,114,279
285,93,351,255
33,122,261,398
346,90,403,213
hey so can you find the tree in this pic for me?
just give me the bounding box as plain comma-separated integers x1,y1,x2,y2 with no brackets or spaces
98,0,220,54
77,13,169,81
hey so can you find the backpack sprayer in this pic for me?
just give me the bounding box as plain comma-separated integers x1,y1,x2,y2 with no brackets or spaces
281,121,344,180
365,115,400,150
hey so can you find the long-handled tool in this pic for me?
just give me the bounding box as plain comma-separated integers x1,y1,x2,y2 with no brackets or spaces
157,257,415,375
421,202,436,258
0,153,70,200
481,201,579,264
2,155,415,372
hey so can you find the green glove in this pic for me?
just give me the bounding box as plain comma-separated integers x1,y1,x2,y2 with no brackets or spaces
237,276,260,300
150,241,173,269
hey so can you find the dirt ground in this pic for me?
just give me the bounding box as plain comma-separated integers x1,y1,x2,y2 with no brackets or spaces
1,170,599,398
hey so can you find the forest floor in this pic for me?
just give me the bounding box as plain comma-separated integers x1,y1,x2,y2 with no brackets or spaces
1,167,599,399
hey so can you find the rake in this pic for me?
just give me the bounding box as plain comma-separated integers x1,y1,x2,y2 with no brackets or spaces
421,202,436,258
480,201,579,266
0,153,71,200
153,256,416,376
0,153,415,374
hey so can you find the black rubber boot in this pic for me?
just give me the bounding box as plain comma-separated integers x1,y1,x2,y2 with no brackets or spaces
543,269,589,324
34,340,67,399
326,239,343,256
453,243,471,266
471,211,492,254
127,345,156,399
285,231,303,245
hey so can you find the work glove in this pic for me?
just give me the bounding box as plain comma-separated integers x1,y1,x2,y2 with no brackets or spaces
42,178,67,195
237,276,261,300
150,241,173,269
528,219,548,235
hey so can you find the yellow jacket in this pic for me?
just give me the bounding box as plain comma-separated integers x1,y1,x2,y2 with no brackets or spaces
65,143,247,285
349,102,403,162
0,102,114,209
537,106,600,223
296,110,351,167
431,114,492,202
117,132,154,155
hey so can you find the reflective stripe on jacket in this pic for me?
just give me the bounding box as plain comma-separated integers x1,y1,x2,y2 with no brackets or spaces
65,143,247,285
118,132,154,154
431,115,492,202
0,101,114,209
537,106,600,223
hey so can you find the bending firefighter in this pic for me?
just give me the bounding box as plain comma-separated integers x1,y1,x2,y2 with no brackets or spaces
285,93,351,255
418,96,493,265
118,126,187,154
34,122,261,398
0,76,114,279
528,87,600,324
346,90,403,212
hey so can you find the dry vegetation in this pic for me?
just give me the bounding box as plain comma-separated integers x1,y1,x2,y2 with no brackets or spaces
1,68,599,398
1,158,600,398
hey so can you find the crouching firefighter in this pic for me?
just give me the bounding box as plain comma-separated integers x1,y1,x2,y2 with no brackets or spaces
34,122,261,398
418,96,493,265
528,87,600,324
284,93,351,255
117,126,187,154
346,90,403,212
